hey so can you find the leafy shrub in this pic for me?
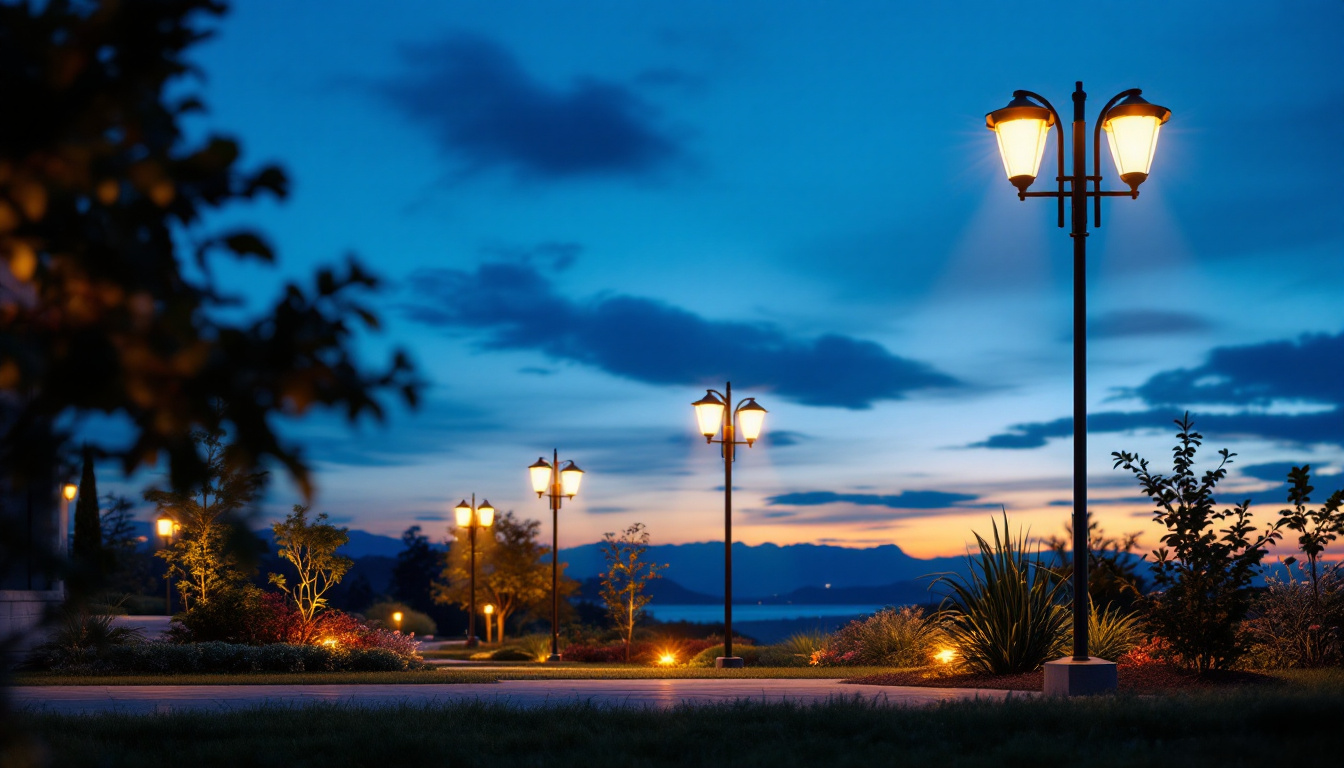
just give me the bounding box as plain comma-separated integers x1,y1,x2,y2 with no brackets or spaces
28,608,143,669
810,607,943,667
936,513,1069,675
363,601,437,637
489,647,534,661
1113,415,1282,673
36,641,421,674
166,586,294,645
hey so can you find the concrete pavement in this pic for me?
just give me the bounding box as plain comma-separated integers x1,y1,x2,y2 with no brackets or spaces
13,679,1033,714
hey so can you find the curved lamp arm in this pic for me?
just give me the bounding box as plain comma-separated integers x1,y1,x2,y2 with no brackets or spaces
1093,88,1143,225
1015,90,1066,226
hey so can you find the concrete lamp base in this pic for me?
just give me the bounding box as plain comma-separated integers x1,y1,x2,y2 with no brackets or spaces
1043,656,1118,696
715,657,745,669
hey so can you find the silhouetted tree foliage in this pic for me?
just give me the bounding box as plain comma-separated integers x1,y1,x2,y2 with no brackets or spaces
390,526,444,619
0,0,419,497
1044,517,1144,612
145,425,266,609
99,493,156,596
70,444,107,597
1112,414,1283,673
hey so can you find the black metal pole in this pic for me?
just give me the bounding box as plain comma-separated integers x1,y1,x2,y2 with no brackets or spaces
550,448,561,661
1069,81,1091,661
468,496,477,646
723,381,734,661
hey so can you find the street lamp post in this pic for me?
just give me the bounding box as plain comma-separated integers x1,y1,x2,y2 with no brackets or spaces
483,603,496,645
155,514,178,614
692,382,767,668
454,494,496,648
986,81,1170,696
529,449,585,662
392,611,404,633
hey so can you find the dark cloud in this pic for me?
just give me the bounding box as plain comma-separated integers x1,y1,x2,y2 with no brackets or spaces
402,261,960,408
1238,462,1344,498
764,430,807,447
379,34,681,180
975,331,1344,449
974,409,1343,450
765,490,983,509
1127,332,1343,407
1087,310,1213,339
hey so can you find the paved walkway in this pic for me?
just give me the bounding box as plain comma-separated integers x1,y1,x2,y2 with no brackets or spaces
13,679,1032,715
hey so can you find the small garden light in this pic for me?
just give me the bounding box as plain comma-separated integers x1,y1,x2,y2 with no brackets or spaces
392,611,403,633
935,648,957,665
658,653,677,666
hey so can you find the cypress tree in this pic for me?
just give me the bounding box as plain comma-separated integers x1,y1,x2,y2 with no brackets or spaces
72,443,105,576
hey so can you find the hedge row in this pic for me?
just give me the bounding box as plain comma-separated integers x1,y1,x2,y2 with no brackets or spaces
40,641,419,675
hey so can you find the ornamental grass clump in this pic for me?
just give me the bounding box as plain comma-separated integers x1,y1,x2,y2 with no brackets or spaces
810,608,943,667
935,512,1069,675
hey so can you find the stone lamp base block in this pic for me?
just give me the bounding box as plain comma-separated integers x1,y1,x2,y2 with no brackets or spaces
715,657,745,669
1043,656,1118,696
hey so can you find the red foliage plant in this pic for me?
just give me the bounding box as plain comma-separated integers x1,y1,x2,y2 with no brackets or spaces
1118,636,1179,668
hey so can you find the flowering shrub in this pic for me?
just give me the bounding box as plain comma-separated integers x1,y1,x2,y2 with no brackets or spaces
1117,636,1177,667
1242,571,1343,669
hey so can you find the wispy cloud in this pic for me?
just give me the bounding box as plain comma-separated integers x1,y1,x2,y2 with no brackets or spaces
402,260,960,408
765,490,986,510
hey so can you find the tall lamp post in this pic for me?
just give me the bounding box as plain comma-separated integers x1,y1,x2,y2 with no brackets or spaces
692,382,767,668
454,494,495,648
985,81,1170,696
155,514,179,614
529,449,585,662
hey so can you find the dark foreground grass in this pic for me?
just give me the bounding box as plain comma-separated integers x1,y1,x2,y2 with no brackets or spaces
16,685,1341,768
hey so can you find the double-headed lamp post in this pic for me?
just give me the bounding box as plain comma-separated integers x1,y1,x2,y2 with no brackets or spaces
529,449,585,662
454,495,495,648
986,81,1170,696
692,382,767,668
454,497,497,648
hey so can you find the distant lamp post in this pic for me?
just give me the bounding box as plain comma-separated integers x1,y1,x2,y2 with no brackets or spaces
61,483,77,502
483,603,496,645
986,81,1169,696
392,611,404,633
60,483,77,561
529,449,584,662
454,494,495,648
155,514,179,615
692,382,767,668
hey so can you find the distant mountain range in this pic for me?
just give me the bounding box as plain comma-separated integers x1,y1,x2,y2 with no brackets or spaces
561,541,969,598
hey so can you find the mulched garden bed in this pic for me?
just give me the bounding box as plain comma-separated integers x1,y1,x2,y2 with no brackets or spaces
846,665,1283,694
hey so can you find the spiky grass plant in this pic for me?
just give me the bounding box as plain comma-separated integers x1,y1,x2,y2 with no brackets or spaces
1084,604,1145,661
936,513,1069,674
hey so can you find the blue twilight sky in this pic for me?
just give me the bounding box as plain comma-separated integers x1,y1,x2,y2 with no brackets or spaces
100,0,1343,558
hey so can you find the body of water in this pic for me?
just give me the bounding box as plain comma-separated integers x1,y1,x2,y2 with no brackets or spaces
645,604,886,623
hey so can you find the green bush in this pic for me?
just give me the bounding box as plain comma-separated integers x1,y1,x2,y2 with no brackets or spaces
65,641,419,674
363,601,437,637
516,634,553,662
755,644,811,667
812,607,944,667
489,647,534,661
936,513,1069,674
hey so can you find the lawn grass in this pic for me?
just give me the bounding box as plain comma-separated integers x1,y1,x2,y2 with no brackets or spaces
16,681,1343,768
12,665,894,686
